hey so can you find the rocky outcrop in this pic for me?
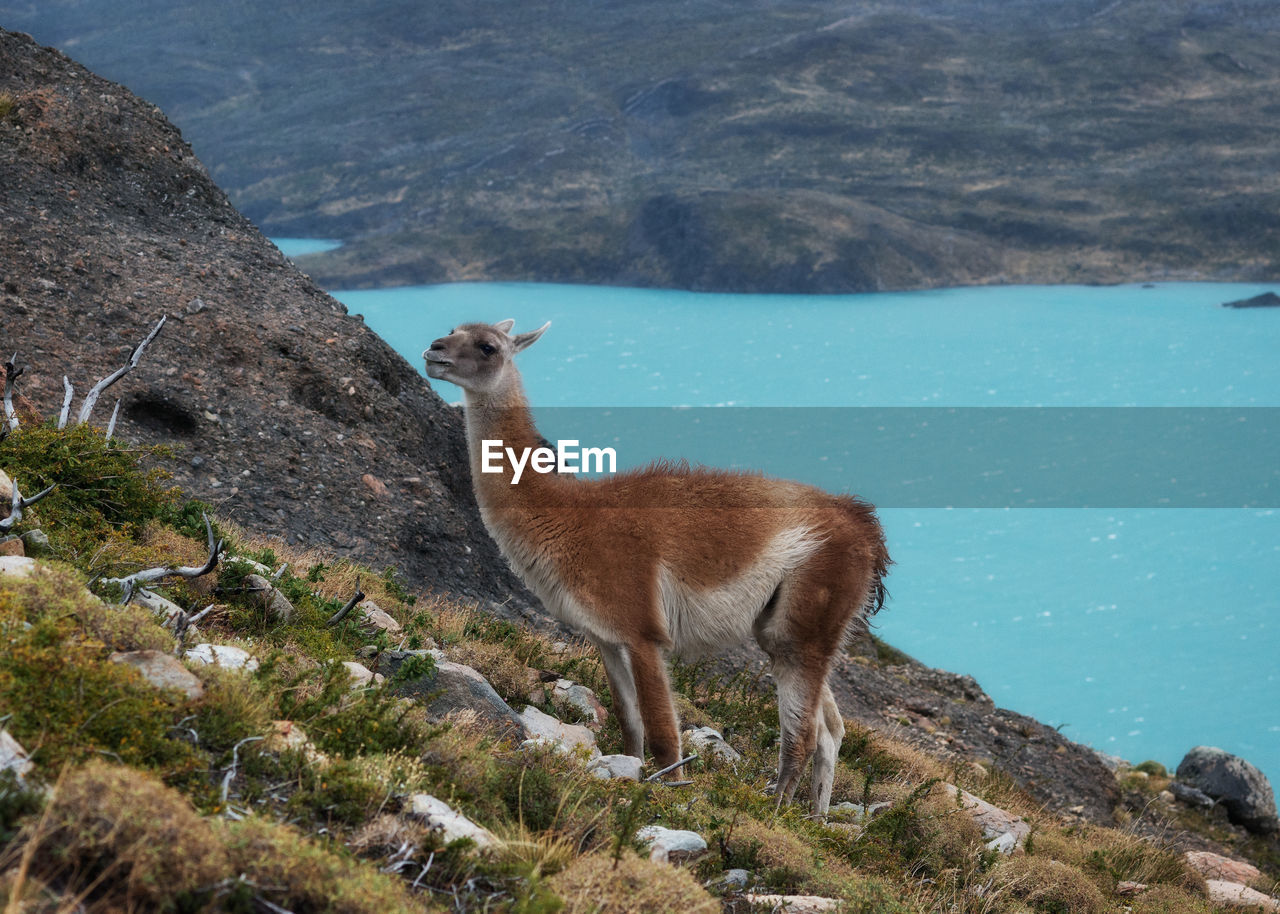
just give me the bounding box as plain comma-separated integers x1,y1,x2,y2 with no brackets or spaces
1223,292,1280,308
1176,746,1280,834
0,29,530,614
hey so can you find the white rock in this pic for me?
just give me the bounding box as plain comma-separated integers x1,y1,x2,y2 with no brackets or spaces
744,895,843,913
0,730,33,784
519,705,598,757
0,555,38,578
0,468,12,503
830,800,891,822
1206,880,1280,912
110,650,205,700
409,794,497,850
184,643,259,672
358,599,403,635
636,825,707,864
587,754,643,781
551,678,607,728
683,726,743,763
941,783,1030,853
1185,850,1263,886
265,720,328,764
226,555,274,576
342,660,384,688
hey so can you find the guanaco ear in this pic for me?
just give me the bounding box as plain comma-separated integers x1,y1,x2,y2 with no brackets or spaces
512,321,551,352
493,319,516,334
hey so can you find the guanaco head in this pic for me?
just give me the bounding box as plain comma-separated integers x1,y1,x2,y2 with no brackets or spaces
424,319,550,395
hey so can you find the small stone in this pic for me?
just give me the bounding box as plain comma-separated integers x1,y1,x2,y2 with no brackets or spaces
410,794,497,850
743,895,843,913
552,679,607,728
0,468,12,504
1169,781,1216,808
830,801,891,822
636,825,707,864
0,555,38,578
682,725,742,763
185,298,206,314
1185,851,1263,886
1206,880,1280,912
361,473,389,499
1116,883,1149,897
715,869,751,890
942,783,1030,853
0,730,34,784
21,529,51,556
342,660,384,688
358,600,402,636
184,643,259,672
110,650,204,700
587,754,642,781
265,720,327,764
519,705,599,757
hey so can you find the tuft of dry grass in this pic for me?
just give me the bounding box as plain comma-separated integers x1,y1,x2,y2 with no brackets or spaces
548,849,720,914
992,855,1109,914
10,760,229,912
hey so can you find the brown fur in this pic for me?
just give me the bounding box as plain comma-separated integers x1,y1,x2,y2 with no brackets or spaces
424,320,890,813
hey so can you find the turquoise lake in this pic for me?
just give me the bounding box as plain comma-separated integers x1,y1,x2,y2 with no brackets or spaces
329,278,1280,789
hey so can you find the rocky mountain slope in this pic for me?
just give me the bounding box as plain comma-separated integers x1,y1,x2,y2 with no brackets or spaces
0,28,527,612
7,0,1280,292
2,31,1277,883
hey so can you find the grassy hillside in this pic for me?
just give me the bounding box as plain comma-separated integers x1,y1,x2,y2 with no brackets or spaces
2,381,1276,912
8,0,1280,291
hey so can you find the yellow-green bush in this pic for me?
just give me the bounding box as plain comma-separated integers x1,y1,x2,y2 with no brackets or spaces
548,849,720,914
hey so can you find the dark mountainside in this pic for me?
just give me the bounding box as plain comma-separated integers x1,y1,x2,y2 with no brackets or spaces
1,29,1131,825
6,0,1280,293
0,29,527,613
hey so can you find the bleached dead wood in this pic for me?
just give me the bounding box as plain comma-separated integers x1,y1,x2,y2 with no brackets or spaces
0,477,56,533
76,315,166,425
97,511,223,602
2,355,21,437
58,376,73,429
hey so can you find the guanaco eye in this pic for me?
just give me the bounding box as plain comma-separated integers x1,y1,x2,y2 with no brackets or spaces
478,342,496,356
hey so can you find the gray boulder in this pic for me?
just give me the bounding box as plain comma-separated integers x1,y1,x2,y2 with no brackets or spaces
376,650,525,738
1176,746,1279,834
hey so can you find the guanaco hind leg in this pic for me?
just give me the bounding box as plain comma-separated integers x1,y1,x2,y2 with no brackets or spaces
626,639,683,772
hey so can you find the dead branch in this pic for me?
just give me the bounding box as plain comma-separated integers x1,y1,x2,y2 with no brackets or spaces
326,576,365,626
76,314,166,425
97,511,223,602
644,754,698,783
106,399,121,440
58,376,73,429
172,602,216,654
221,735,265,806
2,355,22,435
0,477,56,532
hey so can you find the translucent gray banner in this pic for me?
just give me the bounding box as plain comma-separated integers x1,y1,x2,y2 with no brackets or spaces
485,407,1280,508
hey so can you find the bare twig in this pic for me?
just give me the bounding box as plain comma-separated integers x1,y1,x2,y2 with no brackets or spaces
58,376,74,429
97,511,223,601
644,754,698,783
172,603,216,654
105,399,121,440
2,354,21,434
221,735,265,806
0,478,56,532
326,576,365,626
76,314,166,425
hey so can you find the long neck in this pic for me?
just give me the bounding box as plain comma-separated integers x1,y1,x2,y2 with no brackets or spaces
462,371,567,510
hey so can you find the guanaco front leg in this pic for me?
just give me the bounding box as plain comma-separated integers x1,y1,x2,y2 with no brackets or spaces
596,640,644,758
